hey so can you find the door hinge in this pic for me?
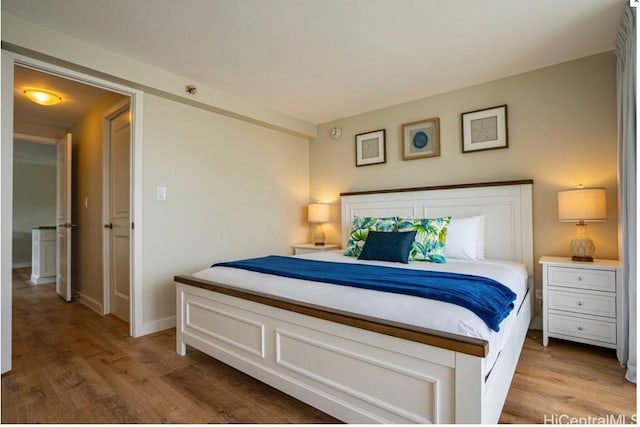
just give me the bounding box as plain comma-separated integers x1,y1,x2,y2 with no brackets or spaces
131,222,135,230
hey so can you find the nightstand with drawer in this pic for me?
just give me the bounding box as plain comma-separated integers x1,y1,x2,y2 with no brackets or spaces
540,256,623,361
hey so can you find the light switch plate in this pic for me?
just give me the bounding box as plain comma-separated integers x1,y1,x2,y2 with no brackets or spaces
157,186,167,201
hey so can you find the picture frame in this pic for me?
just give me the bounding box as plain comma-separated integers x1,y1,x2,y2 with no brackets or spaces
461,105,508,153
355,129,386,167
402,117,440,160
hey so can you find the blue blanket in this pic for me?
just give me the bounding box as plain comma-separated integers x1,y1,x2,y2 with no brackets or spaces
214,256,516,332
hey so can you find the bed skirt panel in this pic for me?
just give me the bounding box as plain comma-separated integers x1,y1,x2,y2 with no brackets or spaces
177,282,463,423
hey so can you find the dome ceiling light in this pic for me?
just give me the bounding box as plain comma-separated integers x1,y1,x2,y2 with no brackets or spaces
24,89,62,106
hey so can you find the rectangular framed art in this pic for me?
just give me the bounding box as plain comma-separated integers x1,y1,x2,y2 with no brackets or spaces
461,105,508,153
355,129,386,166
402,117,440,160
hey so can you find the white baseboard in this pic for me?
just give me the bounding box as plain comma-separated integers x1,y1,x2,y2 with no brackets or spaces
137,315,176,337
30,275,55,285
75,295,174,337
76,291,103,315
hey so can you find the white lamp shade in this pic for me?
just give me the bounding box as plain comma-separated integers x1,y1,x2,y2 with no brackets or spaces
308,203,330,223
558,187,607,222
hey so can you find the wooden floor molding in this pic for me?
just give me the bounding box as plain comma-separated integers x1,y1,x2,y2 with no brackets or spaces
2,268,636,423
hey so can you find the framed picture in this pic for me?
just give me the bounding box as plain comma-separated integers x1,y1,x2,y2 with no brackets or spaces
402,117,440,160
355,129,386,166
461,105,508,153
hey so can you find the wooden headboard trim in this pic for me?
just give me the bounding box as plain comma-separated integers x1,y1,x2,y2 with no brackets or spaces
340,179,534,197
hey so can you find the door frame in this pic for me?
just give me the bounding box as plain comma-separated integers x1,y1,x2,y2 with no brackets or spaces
102,98,131,318
3,50,145,338
2,52,15,374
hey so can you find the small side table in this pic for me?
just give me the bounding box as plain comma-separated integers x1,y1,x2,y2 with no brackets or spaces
540,256,623,363
292,243,340,255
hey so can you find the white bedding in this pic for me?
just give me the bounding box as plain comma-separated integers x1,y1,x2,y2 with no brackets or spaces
192,251,528,369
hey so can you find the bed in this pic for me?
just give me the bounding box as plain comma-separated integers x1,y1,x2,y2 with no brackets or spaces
174,180,534,423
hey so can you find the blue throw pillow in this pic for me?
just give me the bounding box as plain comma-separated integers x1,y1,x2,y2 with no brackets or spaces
358,231,417,264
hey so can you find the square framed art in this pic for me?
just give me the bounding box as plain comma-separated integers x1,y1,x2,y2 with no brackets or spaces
402,117,440,160
355,129,386,166
461,105,508,153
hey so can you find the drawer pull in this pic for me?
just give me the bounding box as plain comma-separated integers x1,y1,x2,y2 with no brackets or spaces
577,326,584,331
576,276,584,281
577,301,584,306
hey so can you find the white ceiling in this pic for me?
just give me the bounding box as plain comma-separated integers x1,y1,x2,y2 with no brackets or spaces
2,0,627,125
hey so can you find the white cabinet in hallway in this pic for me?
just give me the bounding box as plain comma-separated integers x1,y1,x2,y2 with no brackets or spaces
31,227,56,284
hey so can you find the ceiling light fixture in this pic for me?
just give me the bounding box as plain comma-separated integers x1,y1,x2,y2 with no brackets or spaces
24,89,62,106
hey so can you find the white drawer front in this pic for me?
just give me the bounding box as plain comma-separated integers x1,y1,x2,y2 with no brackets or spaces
547,289,616,318
548,313,616,345
548,267,615,292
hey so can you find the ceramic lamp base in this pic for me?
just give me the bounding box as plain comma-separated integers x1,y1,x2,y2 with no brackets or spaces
312,224,325,246
569,223,595,262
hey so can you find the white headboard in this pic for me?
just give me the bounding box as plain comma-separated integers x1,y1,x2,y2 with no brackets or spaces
340,180,534,278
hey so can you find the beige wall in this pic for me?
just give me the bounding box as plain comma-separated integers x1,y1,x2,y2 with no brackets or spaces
1,16,314,355
311,53,619,301
140,94,309,328
70,92,127,307
12,162,57,266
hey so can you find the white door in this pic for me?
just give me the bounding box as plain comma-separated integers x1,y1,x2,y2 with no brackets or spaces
107,107,131,322
56,133,72,301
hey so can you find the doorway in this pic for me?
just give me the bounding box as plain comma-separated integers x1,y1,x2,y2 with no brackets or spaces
2,51,144,360
13,64,133,317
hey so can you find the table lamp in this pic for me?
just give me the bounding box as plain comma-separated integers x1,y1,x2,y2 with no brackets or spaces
558,187,606,262
308,203,330,246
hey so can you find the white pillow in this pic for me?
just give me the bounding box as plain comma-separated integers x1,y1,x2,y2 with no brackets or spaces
444,215,485,260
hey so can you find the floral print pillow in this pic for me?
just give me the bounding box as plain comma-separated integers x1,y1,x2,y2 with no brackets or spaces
344,216,398,257
397,217,451,263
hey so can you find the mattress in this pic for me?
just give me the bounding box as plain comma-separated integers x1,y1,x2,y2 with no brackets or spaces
192,250,529,369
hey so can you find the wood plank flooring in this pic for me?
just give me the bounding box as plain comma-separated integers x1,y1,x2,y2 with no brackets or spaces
2,268,337,424
2,268,636,423
500,329,637,424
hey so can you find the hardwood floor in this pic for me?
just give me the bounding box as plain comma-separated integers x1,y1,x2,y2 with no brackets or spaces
2,267,636,423
500,330,637,424
2,268,337,424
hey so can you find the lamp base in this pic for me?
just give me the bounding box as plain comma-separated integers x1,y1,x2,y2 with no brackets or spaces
312,224,325,246
569,223,595,263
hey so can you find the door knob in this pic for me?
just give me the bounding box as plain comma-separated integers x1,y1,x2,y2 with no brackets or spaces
104,223,113,229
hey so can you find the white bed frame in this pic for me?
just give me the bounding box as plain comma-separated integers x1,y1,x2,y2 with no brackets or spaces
175,180,534,423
